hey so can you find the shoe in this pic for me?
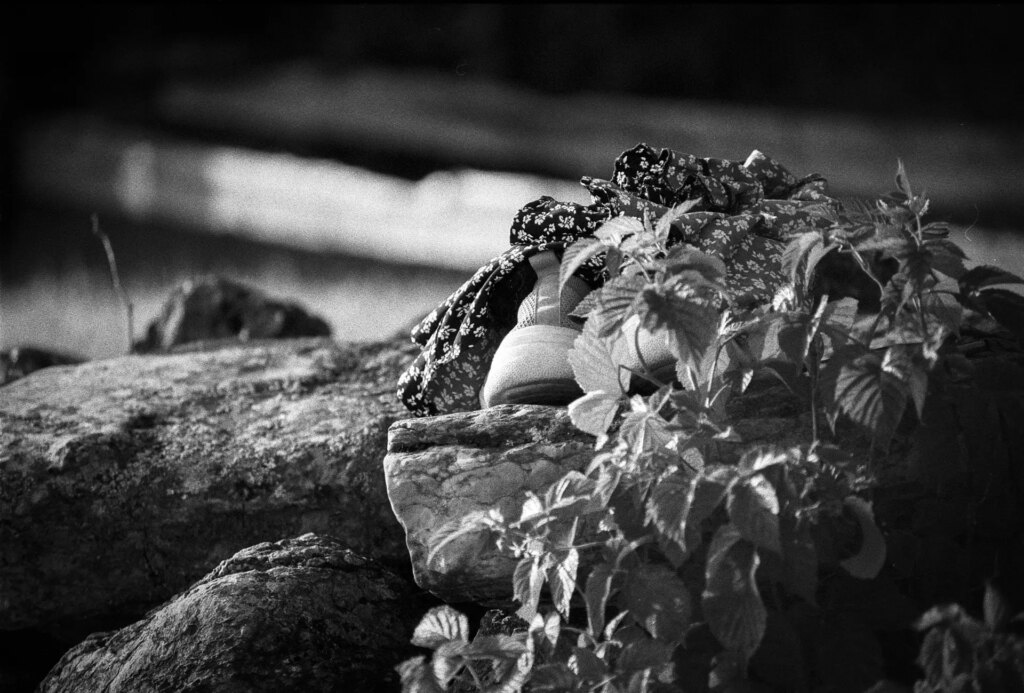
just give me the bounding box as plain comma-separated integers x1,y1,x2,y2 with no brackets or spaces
480,250,681,408
479,250,591,407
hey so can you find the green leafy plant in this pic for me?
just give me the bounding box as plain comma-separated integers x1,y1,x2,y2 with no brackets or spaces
400,164,1024,692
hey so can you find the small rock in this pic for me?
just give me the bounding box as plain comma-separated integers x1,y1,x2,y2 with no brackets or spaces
37,534,423,692
135,275,331,352
0,346,83,386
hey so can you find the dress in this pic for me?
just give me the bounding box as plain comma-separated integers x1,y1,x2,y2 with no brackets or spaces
398,143,838,417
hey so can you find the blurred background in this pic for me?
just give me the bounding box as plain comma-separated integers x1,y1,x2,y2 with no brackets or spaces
3,4,1023,360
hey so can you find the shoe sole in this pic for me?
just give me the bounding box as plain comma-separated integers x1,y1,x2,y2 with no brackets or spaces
480,325,583,407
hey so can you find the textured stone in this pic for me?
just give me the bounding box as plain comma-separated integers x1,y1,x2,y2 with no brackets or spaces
37,534,423,692
0,336,416,631
384,404,597,603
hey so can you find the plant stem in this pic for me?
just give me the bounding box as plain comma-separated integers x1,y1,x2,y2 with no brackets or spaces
92,214,135,354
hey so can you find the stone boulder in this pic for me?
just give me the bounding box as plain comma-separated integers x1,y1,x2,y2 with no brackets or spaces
384,386,811,604
38,534,423,692
0,336,415,632
135,275,331,353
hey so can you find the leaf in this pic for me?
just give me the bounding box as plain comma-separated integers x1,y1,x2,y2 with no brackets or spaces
702,524,766,663
635,284,719,369
412,606,470,649
959,265,1024,293
549,548,580,618
594,274,648,338
727,474,782,554
983,580,1012,631
560,238,607,290
462,634,530,661
776,313,812,365
646,468,732,555
617,639,676,676
596,216,645,245
820,346,908,444
584,562,616,637
979,288,1024,340
569,647,608,682
621,562,692,642
925,238,968,279
619,408,678,469
839,497,887,579
881,344,929,417
395,656,445,693
568,391,622,438
568,314,632,394
527,663,580,692
782,232,823,286
804,241,838,291
514,558,545,622
895,159,913,200
660,245,727,282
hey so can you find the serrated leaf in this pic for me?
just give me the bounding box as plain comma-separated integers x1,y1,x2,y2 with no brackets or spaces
621,563,692,641
412,606,471,649
462,634,530,661
926,241,968,280
570,288,602,320
395,656,445,693
568,314,632,394
804,240,837,291
549,548,580,618
979,287,1024,340
431,641,468,685
702,524,766,663
514,558,545,622
782,232,823,286
983,580,1011,632
660,245,727,282
882,344,929,417
568,391,622,438
585,563,615,637
959,264,1024,293
594,274,648,338
636,285,719,369
820,346,908,443
561,238,607,290
727,475,781,554
619,409,678,469
596,216,645,245
839,497,886,579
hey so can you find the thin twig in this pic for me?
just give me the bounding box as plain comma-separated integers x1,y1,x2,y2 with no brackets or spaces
92,214,135,354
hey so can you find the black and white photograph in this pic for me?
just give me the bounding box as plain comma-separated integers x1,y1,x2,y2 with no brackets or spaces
3,5,1024,691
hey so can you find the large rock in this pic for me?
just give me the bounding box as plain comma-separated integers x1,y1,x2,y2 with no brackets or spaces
0,336,415,632
384,388,811,604
38,534,423,692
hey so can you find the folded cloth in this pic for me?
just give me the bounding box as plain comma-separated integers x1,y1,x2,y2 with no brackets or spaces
398,144,839,416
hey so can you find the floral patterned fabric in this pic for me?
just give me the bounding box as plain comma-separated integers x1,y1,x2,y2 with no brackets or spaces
398,144,839,416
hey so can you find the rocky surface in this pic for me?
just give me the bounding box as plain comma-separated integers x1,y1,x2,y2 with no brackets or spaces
38,534,424,692
0,336,416,632
135,275,332,353
383,384,814,604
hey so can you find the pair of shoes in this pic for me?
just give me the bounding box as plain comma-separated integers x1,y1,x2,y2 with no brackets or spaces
479,250,675,408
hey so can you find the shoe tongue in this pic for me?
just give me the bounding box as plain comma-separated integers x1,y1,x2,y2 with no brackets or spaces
530,251,563,327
